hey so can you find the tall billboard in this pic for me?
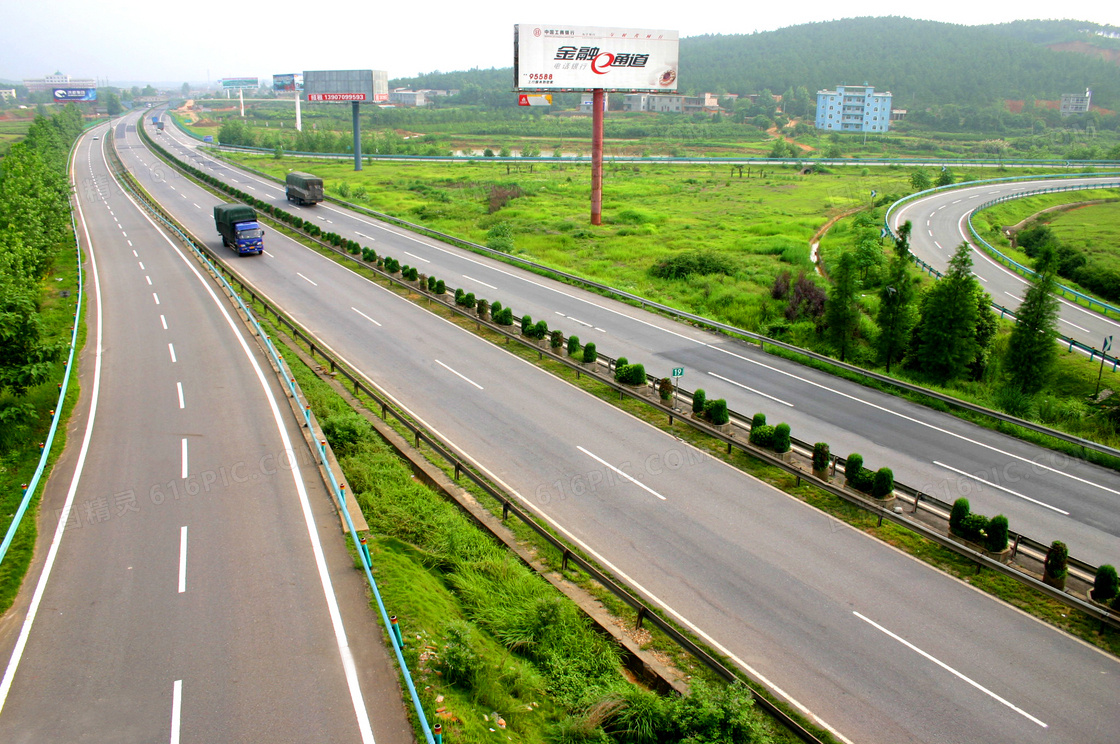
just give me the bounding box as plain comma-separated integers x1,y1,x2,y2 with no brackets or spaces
304,70,388,103
221,77,259,90
273,73,304,92
515,24,678,92
53,88,97,102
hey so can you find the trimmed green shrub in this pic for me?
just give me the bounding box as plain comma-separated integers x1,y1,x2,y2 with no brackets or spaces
490,300,502,316
582,342,597,364
361,247,376,262
751,412,766,430
950,498,970,535
463,292,476,310
435,279,446,295
495,307,513,325
1092,564,1118,602
705,398,729,426
1044,541,1068,586
531,320,548,340
845,454,864,481
615,357,628,371
454,288,466,305
566,335,580,355
617,363,647,386
427,275,437,291
984,514,1009,553
476,299,489,317
772,423,791,453
958,513,989,542
749,424,774,447
521,314,532,335
658,377,673,401
407,267,419,281
692,389,706,415
871,467,894,499
550,330,563,349
812,442,830,472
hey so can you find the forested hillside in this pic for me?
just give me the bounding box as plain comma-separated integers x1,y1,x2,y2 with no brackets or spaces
392,18,1120,113
679,17,1120,109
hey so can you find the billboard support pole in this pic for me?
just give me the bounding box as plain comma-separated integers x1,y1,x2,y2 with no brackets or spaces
239,88,245,117
352,101,362,171
296,95,302,132
591,88,604,225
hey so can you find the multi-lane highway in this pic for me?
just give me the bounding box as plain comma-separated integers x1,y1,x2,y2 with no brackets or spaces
0,122,412,743
893,174,1120,353
131,110,1120,744
149,116,1120,574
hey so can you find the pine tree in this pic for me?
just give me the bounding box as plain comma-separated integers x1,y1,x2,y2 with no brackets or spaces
1006,246,1060,394
825,251,860,362
876,257,917,372
910,243,981,383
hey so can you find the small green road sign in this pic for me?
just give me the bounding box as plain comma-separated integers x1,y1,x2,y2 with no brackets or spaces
671,367,684,378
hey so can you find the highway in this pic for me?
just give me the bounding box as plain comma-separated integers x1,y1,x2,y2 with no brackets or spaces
132,111,1120,744
149,117,1120,574
892,175,1120,355
0,121,411,743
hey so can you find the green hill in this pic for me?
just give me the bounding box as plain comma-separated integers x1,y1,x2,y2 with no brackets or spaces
393,17,1120,112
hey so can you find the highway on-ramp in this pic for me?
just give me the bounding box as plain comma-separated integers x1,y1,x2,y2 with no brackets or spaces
0,122,411,743
132,111,1120,744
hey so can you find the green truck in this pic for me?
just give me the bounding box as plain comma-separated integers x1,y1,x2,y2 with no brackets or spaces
285,171,324,206
213,204,264,255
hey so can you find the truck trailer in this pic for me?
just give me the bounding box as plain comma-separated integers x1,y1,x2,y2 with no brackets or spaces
285,172,324,206
213,204,264,255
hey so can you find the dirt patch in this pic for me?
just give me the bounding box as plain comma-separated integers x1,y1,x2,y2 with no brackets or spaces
1049,40,1120,66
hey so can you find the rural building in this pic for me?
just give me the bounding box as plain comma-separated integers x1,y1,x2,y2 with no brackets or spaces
23,72,96,92
815,85,892,132
1060,89,1092,116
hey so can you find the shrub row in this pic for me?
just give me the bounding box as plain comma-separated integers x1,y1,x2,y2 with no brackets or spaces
948,498,1009,553
746,413,790,454
841,453,894,500
690,389,730,426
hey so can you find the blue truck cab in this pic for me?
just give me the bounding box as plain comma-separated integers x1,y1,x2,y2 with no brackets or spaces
213,204,265,255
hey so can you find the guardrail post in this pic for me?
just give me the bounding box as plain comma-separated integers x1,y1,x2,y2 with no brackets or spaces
390,615,404,647
1010,534,1020,560
502,501,509,521
913,492,921,513
561,549,570,572
635,606,647,629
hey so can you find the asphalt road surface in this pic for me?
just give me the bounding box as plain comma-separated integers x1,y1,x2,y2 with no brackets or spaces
0,122,412,744
128,111,1120,744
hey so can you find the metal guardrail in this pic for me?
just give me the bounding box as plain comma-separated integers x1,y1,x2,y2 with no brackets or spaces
106,134,439,744
0,133,89,568
142,120,1120,624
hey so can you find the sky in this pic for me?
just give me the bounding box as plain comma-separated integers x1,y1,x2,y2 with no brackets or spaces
2,0,1119,86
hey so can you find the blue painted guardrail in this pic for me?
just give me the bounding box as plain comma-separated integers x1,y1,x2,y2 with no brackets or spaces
108,145,438,744
0,136,89,568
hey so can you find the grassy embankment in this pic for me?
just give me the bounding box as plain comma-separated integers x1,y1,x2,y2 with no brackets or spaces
0,240,82,615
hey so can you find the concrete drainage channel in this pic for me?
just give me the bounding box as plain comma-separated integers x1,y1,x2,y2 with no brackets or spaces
139,120,1120,633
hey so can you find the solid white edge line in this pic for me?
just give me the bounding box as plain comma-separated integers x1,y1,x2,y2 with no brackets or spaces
178,526,188,593
0,137,106,714
853,611,1047,728
578,446,667,500
435,359,484,390
932,461,1069,515
113,164,377,743
170,678,182,744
